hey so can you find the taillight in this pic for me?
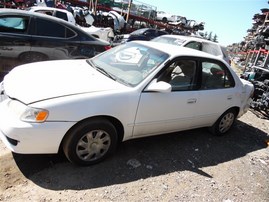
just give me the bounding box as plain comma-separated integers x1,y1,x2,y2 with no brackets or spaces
104,46,112,50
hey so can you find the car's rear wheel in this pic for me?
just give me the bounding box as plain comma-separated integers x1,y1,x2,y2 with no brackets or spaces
62,118,118,166
162,17,168,23
19,52,48,63
210,108,237,136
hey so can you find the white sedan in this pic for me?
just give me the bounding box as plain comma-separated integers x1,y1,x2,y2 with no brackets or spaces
0,41,253,166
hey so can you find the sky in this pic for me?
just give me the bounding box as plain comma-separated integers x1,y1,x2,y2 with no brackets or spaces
136,0,269,46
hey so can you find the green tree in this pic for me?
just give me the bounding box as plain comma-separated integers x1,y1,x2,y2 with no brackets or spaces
213,34,218,42
204,31,208,39
207,32,212,41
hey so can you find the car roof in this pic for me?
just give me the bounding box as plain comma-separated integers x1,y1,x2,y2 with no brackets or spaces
0,8,75,27
157,34,221,45
26,6,71,14
132,41,224,61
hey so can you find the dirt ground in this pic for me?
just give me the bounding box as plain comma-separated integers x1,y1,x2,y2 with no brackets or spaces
0,109,269,202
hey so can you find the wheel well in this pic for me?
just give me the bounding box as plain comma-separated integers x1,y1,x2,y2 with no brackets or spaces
59,115,124,153
218,107,240,121
19,51,48,61
211,106,240,128
229,106,240,117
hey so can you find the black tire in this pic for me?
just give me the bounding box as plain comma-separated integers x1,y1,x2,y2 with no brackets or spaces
162,17,168,23
62,118,118,166
19,52,48,63
209,109,237,136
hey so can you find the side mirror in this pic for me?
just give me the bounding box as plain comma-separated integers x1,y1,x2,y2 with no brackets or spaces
145,80,172,93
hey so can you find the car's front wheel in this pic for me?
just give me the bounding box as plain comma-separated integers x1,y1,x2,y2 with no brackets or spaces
210,108,237,136
62,118,118,166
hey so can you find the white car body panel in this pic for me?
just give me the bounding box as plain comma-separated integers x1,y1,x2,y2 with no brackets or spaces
3,60,126,104
0,41,254,155
134,90,198,136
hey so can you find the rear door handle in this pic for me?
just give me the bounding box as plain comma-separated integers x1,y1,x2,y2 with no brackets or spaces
187,98,197,104
1,47,13,51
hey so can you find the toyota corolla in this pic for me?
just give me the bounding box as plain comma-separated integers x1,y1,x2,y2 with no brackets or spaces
0,41,253,166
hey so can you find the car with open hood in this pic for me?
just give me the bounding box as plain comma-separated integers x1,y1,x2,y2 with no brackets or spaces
0,41,253,166
113,28,168,46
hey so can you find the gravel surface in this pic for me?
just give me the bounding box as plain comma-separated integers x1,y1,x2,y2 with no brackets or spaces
0,110,269,202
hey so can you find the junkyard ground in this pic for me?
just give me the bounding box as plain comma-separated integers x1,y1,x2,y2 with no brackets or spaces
0,64,269,201
0,111,269,202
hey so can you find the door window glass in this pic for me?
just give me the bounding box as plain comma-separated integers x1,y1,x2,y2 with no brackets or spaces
55,11,68,22
201,62,235,89
159,59,197,91
185,41,201,50
35,18,66,38
0,16,29,33
202,43,222,56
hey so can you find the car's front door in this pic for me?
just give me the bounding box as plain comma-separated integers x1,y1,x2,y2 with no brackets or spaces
0,15,31,59
0,15,31,80
133,58,199,137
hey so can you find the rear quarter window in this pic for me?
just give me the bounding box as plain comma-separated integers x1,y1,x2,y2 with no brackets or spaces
202,43,222,56
55,11,68,22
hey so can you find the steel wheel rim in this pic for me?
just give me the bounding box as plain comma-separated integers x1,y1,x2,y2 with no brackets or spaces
76,130,111,162
219,112,235,133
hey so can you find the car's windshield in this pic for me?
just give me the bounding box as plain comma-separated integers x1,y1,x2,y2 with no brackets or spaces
152,36,186,46
88,42,169,86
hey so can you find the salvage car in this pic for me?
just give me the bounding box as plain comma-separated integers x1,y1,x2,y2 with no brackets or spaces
152,35,230,64
26,6,115,43
113,28,168,45
0,9,111,81
0,41,253,166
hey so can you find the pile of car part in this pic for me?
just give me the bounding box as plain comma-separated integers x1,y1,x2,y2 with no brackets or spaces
250,79,269,117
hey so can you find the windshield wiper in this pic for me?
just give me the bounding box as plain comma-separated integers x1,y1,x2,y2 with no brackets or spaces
96,66,116,81
87,59,116,81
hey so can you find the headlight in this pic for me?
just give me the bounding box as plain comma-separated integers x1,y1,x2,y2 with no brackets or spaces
21,107,49,123
0,82,3,94
8,100,49,123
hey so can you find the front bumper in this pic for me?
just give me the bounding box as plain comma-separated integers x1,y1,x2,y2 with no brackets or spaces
0,99,75,154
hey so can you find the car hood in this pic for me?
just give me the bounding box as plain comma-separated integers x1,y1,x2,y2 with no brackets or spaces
81,26,115,38
3,60,124,104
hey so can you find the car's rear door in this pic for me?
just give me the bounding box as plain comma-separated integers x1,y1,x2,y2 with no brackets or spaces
30,16,105,60
29,16,75,60
193,59,236,127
